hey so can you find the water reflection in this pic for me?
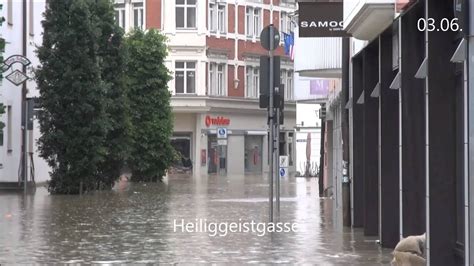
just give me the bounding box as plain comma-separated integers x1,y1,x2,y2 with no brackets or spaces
0,174,392,264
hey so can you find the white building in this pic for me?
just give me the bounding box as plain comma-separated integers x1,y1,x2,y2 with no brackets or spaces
0,0,49,186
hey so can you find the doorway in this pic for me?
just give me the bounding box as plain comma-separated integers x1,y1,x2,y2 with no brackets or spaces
208,135,227,174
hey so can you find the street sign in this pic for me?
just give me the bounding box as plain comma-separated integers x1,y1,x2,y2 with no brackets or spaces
298,2,349,38
4,55,31,67
279,167,288,178
217,127,227,139
217,139,227,146
279,155,289,168
260,25,280,51
6,70,29,86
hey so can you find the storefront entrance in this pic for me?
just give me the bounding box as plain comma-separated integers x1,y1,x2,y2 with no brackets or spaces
208,135,227,174
245,135,263,173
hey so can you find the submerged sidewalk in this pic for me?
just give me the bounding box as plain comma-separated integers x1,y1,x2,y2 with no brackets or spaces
0,174,392,264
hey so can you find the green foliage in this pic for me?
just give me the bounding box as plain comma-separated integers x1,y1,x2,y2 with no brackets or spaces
93,0,132,189
36,0,109,194
125,29,174,182
36,1,173,192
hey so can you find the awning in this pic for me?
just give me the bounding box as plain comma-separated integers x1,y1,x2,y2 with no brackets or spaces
370,82,381,98
389,71,401,90
356,91,365,104
450,38,466,63
414,57,427,79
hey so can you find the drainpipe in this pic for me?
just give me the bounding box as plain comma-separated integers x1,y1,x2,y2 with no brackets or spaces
22,0,28,193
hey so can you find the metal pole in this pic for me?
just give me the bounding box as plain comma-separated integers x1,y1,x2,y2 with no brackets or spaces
467,1,474,263
268,25,274,222
276,99,280,219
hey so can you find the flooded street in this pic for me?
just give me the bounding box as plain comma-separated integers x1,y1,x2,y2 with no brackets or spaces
0,174,392,264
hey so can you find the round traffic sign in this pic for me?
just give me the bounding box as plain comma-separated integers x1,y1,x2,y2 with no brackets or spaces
260,25,280,51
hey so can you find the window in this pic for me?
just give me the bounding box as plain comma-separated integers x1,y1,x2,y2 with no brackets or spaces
245,7,252,37
114,3,126,29
29,0,34,35
253,9,261,37
133,2,144,29
217,64,225,96
245,6,261,38
392,25,399,70
217,5,226,33
286,70,293,100
7,0,12,25
245,66,259,98
209,3,216,32
176,0,197,29
209,2,226,33
280,70,294,100
7,106,12,152
175,62,196,94
288,132,294,166
209,63,226,96
280,11,293,37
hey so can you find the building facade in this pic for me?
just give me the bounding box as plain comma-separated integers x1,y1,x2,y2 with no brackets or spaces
0,0,49,186
115,0,298,176
293,14,344,226
342,0,471,264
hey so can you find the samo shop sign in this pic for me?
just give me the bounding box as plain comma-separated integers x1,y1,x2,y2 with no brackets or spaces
205,115,230,127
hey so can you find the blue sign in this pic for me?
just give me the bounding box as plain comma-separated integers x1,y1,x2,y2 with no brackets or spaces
217,127,227,139
279,168,286,177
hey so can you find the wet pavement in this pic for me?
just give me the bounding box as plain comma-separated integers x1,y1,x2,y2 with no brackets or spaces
0,174,393,264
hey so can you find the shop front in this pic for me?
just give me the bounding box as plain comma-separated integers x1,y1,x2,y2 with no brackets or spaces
172,107,296,176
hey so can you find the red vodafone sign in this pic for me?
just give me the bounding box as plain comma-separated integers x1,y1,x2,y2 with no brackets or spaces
205,115,230,127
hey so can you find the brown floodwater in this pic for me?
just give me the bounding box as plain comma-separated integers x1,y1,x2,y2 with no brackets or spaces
0,174,392,264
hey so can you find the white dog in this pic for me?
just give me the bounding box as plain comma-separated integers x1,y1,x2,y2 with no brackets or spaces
391,233,426,266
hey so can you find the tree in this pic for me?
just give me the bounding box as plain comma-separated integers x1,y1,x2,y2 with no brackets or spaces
36,0,109,194
125,29,174,182
93,0,131,189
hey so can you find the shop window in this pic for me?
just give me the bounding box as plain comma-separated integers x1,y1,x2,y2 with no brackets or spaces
245,135,263,173
176,0,197,29
175,61,196,94
279,132,286,156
